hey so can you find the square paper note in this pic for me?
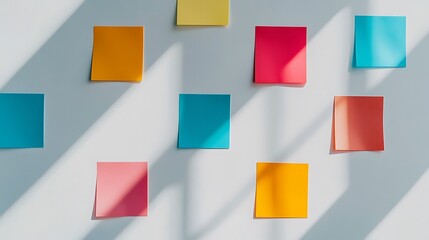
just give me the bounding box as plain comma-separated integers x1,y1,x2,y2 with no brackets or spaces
254,26,307,85
91,26,144,82
0,93,44,148
96,162,148,217
178,94,230,149
177,0,229,26
334,96,384,151
354,16,406,68
255,162,309,218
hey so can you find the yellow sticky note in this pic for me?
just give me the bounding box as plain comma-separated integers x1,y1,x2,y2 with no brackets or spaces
177,0,229,26
255,162,309,218
91,26,144,82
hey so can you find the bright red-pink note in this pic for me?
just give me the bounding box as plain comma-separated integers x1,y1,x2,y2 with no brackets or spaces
254,26,307,85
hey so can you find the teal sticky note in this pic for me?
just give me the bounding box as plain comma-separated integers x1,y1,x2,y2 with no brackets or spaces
354,16,406,68
178,94,230,149
0,93,44,148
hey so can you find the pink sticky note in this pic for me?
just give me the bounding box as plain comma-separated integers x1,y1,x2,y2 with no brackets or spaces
254,26,307,85
95,162,148,217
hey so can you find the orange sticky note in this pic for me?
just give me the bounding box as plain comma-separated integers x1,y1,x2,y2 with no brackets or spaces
91,26,144,82
255,162,309,218
334,96,384,151
254,26,307,85
95,162,148,218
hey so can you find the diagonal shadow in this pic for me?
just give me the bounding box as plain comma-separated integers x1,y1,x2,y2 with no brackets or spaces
265,1,368,239
83,0,369,239
302,25,429,240
1,0,391,239
0,0,177,217
171,2,429,240
173,2,429,239
188,104,332,240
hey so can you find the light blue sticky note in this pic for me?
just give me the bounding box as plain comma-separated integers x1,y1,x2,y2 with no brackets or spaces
354,16,406,68
178,94,230,149
0,93,44,148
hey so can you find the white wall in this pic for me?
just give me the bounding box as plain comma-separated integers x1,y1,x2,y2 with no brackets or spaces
1,0,429,239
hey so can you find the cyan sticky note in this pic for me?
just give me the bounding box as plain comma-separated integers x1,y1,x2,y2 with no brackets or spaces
0,93,44,148
354,16,406,68
178,94,230,149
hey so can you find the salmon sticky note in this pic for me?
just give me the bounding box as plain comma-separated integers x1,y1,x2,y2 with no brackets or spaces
334,96,384,151
255,162,309,218
254,26,307,85
354,16,406,68
96,162,148,217
177,0,229,26
91,26,144,82
0,93,44,148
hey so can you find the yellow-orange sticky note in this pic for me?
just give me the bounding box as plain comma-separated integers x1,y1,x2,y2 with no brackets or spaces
91,26,144,82
255,162,309,218
333,96,384,151
177,0,229,26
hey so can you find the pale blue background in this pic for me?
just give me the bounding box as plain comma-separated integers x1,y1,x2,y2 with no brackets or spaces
0,93,44,148
355,16,406,68
178,94,230,149
2,0,429,239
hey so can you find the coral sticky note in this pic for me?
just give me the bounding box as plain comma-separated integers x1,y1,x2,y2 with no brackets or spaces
95,162,148,218
354,16,406,68
255,162,309,218
177,0,229,26
91,26,144,82
334,96,384,151
254,26,307,85
178,94,230,149
0,93,44,148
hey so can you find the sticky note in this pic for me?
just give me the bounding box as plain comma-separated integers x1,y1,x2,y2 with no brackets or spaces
0,93,44,148
95,162,148,217
334,96,384,151
178,94,230,149
354,16,406,68
254,26,307,85
255,162,309,218
177,0,229,26
91,26,144,82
